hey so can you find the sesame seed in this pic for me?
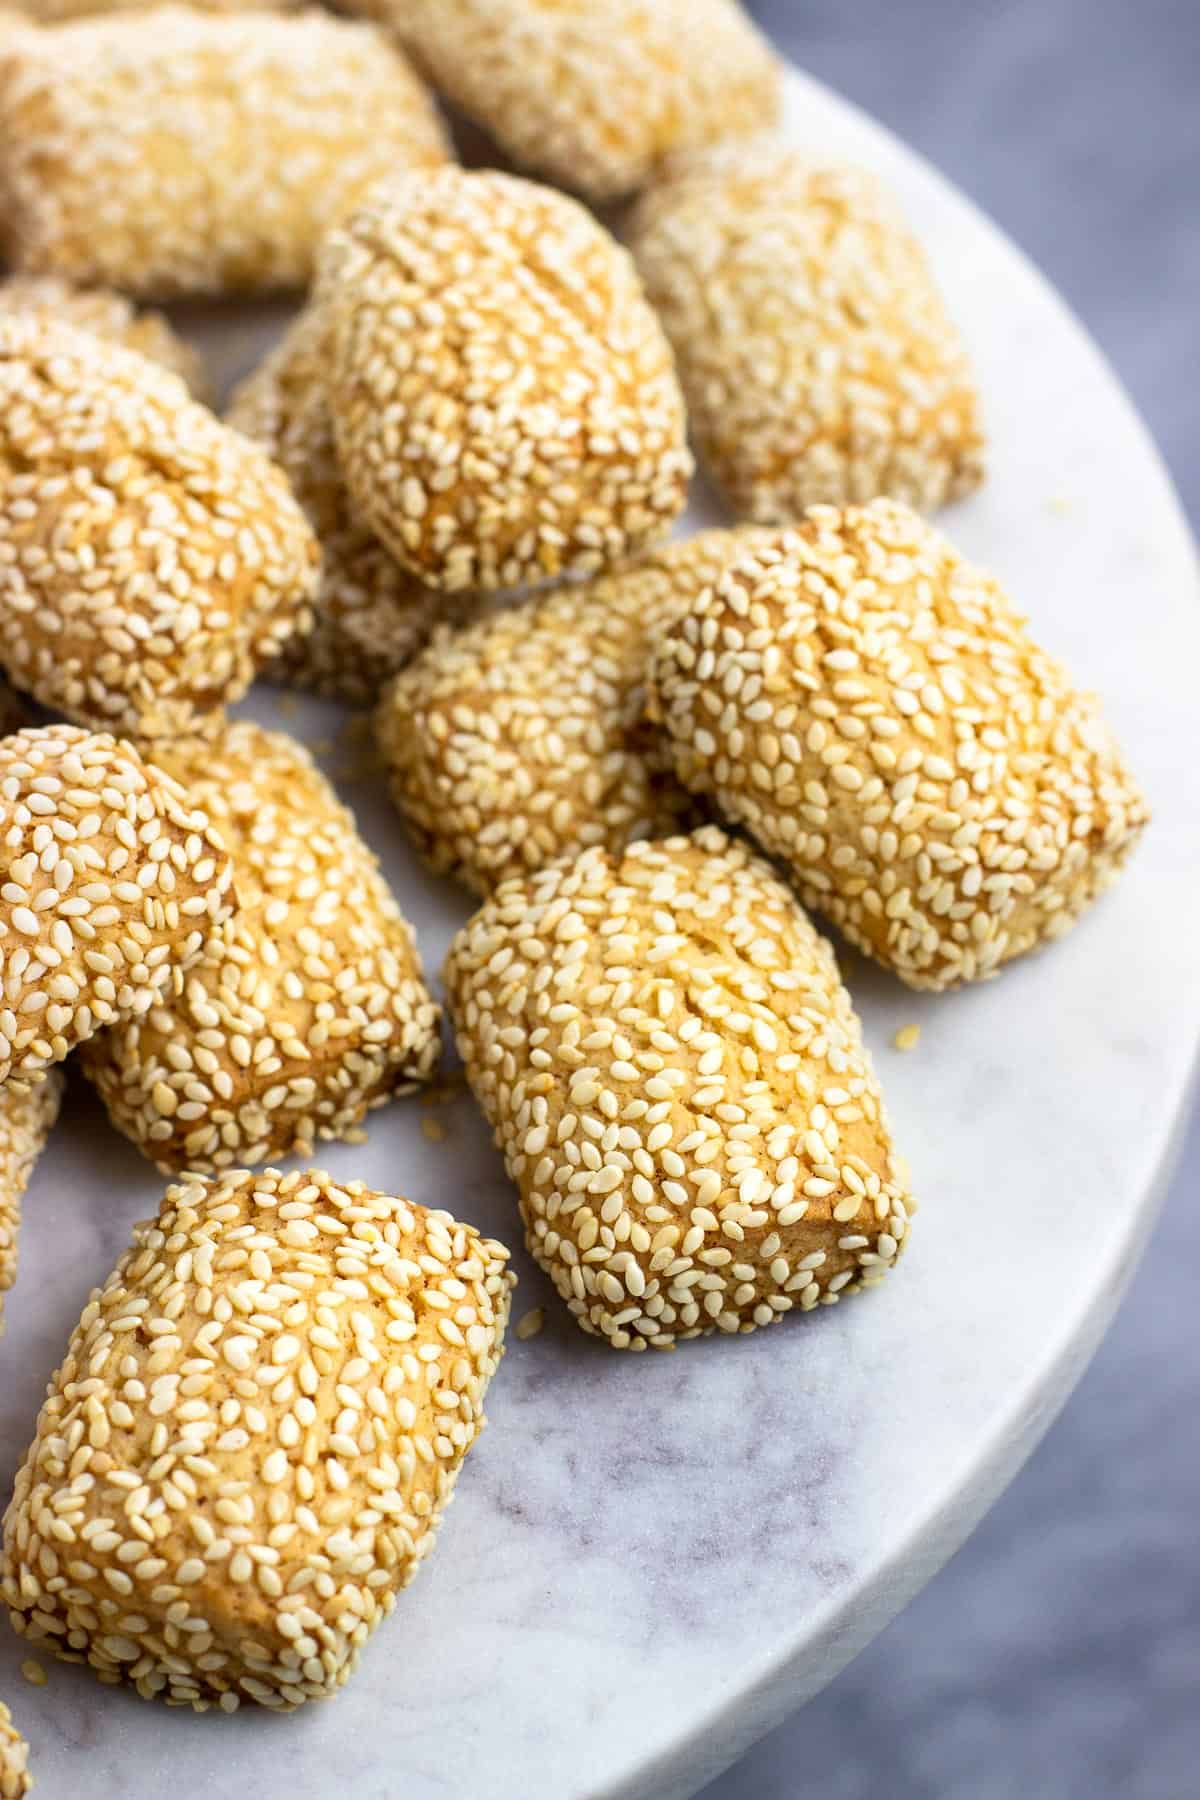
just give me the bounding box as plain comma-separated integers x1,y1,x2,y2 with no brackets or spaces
18,1661,45,1689
893,1024,921,1052
515,1307,545,1341
1,1166,514,1711
81,720,440,1174
0,11,450,297
444,828,912,1348
322,168,691,594
631,142,984,519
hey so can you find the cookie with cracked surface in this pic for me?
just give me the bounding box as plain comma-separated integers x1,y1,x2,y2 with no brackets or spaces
0,315,318,738
322,168,691,594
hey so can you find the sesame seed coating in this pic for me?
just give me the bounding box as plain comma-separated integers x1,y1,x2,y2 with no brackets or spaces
0,274,209,401
391,0,780,202
0,9,451,296
0,1701,31,1798
0,1070,63,1338
2,1166,514,1710
444,826,911,1350
648,501,1149,990
375,529,777,895
0,314,319,739
83,721,442,1174
323,168,692,594
630,142,985,521
0,723,234,1085
14,0,298,18
227,307,471,706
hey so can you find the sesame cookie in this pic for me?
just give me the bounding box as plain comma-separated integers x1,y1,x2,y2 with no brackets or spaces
0,274,209,399
0,1702,31,1798
14,0,298,17
0,1071,63,1337
375,529,776,894
0,314,319,739
323,168,691,593
392,0,780,201
631,143,984,520
0,9,450,295
2,1167,514,1709
0,724,234,1086
227,307,468,705
445,827,912,1349
648,501,1149,989
84,721,441,1173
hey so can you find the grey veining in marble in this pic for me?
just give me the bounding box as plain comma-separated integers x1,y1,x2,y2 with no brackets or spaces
0,22,1198,1800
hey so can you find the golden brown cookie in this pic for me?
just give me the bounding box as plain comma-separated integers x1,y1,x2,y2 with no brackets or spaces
387,0,780,201
0,9,451,295
84,721,442,1172
2,1167,514,1708
445,827,912,1349
323,168,691,593
0,724,234,1086
631,142,985,520
648,501,1149,988
0,315,318,738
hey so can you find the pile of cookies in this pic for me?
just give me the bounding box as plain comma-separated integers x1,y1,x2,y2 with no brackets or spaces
0,0,1147,1759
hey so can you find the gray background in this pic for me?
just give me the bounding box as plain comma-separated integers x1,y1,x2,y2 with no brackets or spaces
705,4,1199,1798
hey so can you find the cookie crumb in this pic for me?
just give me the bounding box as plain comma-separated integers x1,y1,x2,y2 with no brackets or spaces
20,1661,46,1687
893,1024,921,1052
516,1307,545,1341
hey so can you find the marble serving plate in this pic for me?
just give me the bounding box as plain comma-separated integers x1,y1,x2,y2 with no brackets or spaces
2,61,1198,1800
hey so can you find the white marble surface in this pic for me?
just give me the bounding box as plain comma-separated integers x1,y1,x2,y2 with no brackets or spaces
2,63,1199,1800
